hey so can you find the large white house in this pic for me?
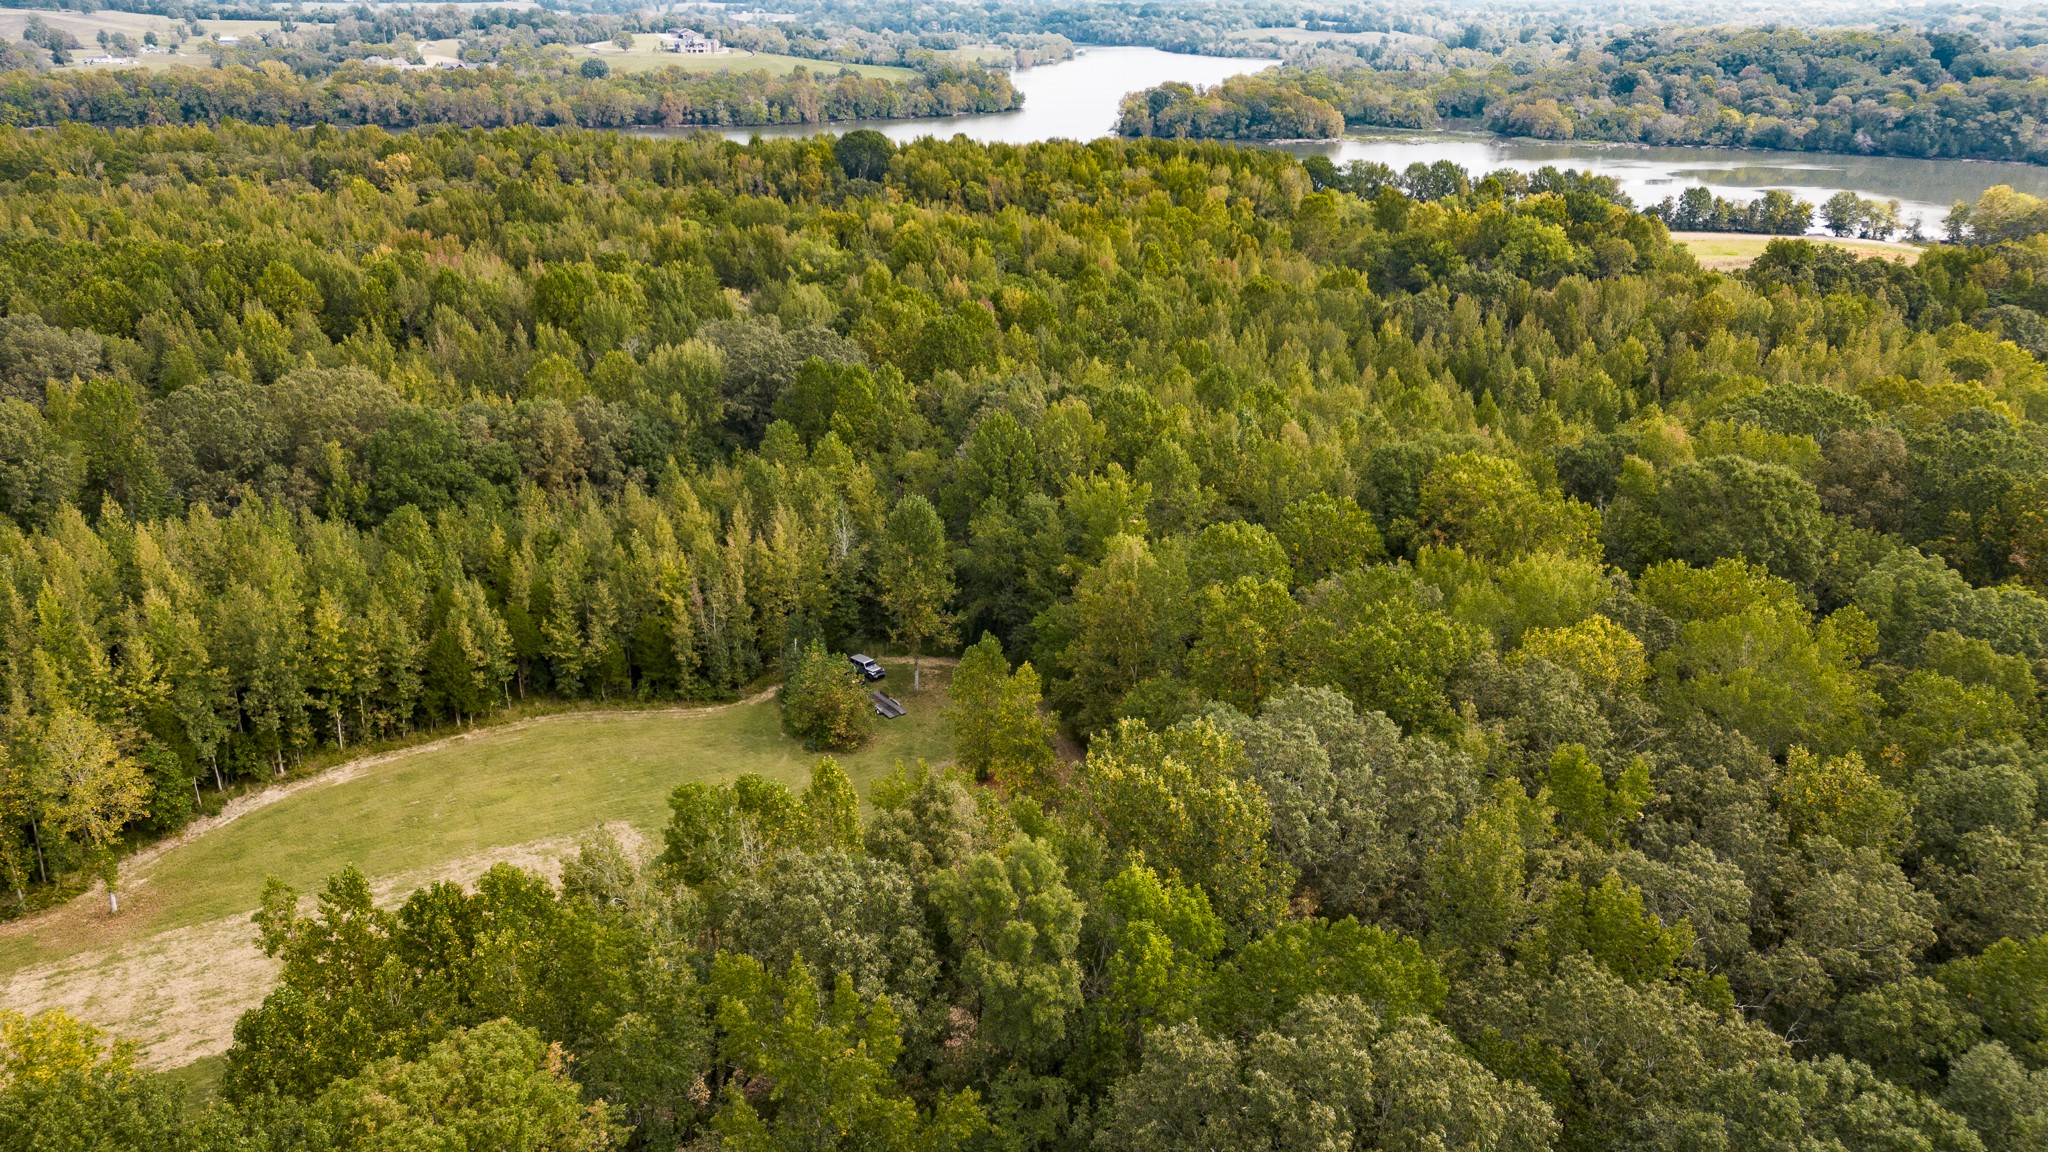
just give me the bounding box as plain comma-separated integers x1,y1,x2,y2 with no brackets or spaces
659,29,723,54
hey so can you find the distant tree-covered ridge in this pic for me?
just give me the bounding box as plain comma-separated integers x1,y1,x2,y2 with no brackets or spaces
1122,26,2048,162
0,59,1018,129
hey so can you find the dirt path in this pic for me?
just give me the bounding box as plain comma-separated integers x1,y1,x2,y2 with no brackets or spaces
1,689,776,947
0,663,953,1067
0,823,653,1068
0,696,767,1067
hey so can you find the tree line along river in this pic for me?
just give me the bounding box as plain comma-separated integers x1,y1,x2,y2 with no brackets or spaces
700,45,2048,236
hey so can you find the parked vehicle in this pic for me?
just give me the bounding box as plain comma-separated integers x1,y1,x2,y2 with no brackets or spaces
849,654,886,681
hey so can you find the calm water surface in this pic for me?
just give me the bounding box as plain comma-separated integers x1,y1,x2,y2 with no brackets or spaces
1284,134,2048,233
713,46,1279,144
691,46,2048,233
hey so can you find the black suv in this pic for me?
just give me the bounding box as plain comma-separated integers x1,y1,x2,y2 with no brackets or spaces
849,654,886,681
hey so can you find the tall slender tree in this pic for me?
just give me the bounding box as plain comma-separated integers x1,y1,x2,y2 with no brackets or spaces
874,494,955,691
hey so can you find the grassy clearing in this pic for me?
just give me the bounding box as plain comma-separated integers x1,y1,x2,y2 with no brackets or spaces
0,660,951,1066
58,52,209,73
3,659,949,971
158,1053,226,1114
415,37,466,65
581,36,914,79
1671,230,1924,271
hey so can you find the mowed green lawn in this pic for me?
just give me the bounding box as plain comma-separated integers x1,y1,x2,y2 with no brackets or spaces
0,660,951,977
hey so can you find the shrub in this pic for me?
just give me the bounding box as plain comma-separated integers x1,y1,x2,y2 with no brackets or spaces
781,641,874,751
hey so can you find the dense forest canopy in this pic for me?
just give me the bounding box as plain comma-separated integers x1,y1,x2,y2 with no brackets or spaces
2,117,2048,1149
0,60,1021,129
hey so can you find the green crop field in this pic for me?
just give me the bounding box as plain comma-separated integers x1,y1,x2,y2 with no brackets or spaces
0,659,952,1069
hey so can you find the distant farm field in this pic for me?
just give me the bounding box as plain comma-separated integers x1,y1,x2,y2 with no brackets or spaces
0,7,181,44
580,35,915,79
0,6,198,71
0,659,952,1069
1671,230,1925,271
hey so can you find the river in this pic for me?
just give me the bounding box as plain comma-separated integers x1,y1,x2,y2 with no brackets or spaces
720,46,1278,145
1283,135,2048,235
709,46,2048,233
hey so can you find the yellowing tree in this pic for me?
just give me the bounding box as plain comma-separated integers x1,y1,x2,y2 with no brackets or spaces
35,707,147,914
1513,614,1649,695
1776,746,1912,853
1082,717,1291,935
1417,452,1601,563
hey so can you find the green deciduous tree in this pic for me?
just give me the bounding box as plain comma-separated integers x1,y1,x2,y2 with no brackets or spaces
781,641,874,752
803,757,862,854
1537,871,1695,985
1088,862,1224,1076
1776,746,1912,854
1544,743,1650,847
1425,784,1545,961
946,633,1056,795
301,1018,620,1152
1095,995,1554,1152
1082,717,1292,935
1649,562,1879,756
1276,492,1383,584
1514,615,1648,696
1941,934,2048,1067
1291,567,1482,737
1661,455,1831,589
1207,917,1447,1036
1043,533,1189,736
709,953,985,1152
1416,452,1601,563
1943,1041,2048,1152
876,494,956,691
933,836,1084,1064
1189,577,1299,713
